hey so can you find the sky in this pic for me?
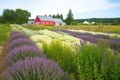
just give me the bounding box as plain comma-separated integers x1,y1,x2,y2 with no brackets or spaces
0,0,120,19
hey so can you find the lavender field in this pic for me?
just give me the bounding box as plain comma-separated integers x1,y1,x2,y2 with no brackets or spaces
54,30,120,53
0,24,120,80
1,0,120,79
4,31,68,80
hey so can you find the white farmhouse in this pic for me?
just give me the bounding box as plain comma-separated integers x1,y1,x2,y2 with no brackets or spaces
53,18,66,26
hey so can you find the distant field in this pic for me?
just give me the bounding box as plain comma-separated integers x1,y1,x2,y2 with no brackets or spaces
24,25,120,34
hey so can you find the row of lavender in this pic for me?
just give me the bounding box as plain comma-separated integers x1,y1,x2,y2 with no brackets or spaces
57,30,120,53
4,31,68,80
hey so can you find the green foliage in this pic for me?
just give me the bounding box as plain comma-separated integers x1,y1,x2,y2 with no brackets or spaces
0,16,2,23
15,9,31,24
0,24,11,45
65,9,74,25
60,14,64,21
112,19,119,25
42,39,120,80
2,8,31,24
42,40,75,73
74,42,120,80
2,9,15,24
51,13,64,21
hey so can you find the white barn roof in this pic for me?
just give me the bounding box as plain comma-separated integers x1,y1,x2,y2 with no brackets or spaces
37,15,54,21
53,18,63,23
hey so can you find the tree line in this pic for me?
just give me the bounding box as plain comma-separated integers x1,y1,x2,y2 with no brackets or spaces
0,9,74,25
75,18,120,25
49,14,64,21
0,9,31,24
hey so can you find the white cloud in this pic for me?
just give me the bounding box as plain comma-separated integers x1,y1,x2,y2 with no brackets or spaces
0,0,120,18
28,0,120,18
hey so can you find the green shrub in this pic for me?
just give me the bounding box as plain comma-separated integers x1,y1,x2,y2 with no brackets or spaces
0,24,11,45
43,40,75,73
74,42,120,80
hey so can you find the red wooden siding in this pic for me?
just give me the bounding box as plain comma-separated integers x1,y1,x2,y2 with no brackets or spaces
34,16,55,26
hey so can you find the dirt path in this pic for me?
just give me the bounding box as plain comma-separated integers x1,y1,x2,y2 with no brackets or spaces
0,45,6,80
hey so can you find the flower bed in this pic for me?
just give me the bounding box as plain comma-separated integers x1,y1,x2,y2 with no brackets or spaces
10,25,120,80
4,31,68,80
58,30,120,53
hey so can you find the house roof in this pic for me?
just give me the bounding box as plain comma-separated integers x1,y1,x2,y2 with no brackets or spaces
53,18,63,23
37,15,54,21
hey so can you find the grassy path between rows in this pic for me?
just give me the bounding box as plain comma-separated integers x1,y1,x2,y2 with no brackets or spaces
0,45,5,79
0,38,8,80
0,24,11,79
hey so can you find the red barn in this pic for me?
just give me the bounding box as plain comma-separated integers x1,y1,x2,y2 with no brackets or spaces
34,15,55,26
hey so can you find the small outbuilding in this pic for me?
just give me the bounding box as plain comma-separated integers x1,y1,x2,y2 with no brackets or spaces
53,18,66,26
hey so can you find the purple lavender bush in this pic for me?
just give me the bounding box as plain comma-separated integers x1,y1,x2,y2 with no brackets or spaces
10,31,21,35
5,57,69,80
57,30,120,53
5,45,46,67
8,38,36,51
9,33,29,42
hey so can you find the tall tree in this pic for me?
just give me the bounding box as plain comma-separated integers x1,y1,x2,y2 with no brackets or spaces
0,16,2,23
65,9,74,25
52,14,64,21
56,13,60,18
52,14,56,18
60,14,64,21
15,9,31,24
2,8,31,24
49,14,52,16
2,9,15,23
